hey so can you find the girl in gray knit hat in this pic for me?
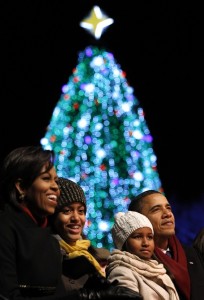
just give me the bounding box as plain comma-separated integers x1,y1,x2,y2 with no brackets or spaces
106,211,180,300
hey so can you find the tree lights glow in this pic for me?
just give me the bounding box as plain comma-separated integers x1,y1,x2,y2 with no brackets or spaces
40,45,162,249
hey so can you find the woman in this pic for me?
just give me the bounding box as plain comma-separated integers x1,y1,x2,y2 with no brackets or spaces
0,146,139,300
106,211,180,300
184,228,204,300
48,177,106,290
48,177,142,299
0,146,67,299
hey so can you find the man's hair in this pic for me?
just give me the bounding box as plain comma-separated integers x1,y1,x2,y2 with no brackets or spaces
128,190,162,212
193,228,204,260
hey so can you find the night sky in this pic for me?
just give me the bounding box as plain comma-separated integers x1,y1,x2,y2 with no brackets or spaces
1,1,203,208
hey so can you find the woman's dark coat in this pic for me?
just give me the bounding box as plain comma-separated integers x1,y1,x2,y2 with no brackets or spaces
0,204,69,299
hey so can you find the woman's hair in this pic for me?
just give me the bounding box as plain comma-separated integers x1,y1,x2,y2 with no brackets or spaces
193,228,204,260
0,146,55,209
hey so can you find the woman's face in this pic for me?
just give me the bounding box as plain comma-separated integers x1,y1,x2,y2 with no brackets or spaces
125,227,154,260
53,203,86,245
20,165,60,218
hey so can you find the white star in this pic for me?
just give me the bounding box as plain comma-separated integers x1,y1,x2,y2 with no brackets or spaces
80,6,114,40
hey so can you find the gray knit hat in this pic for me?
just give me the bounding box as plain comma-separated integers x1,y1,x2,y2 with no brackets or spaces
111,211,154,250
57,177,86,210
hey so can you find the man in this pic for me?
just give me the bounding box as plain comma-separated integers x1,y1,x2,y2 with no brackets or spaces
128,190,190,300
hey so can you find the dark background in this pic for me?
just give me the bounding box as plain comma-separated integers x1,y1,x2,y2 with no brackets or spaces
1,1,204,243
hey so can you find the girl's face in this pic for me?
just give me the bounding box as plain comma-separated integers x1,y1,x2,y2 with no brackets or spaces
53,203,86,245
17,165,59,218
125,227,154,260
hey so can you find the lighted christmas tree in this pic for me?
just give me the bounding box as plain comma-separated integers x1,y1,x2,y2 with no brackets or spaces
41,6,162,249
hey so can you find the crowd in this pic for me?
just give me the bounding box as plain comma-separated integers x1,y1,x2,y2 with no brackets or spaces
0,145,203,300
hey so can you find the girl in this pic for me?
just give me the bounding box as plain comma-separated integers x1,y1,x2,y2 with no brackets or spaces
106,211,180,300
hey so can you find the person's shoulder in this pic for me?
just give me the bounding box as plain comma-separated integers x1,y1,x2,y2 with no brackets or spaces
0,207,17,238
183,245,196,256
183,245,204,266
94,247,110,260
0,206,13,225
0,205,31,230
62,255,97,278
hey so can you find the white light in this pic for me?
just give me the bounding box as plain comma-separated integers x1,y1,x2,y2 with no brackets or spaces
78,118,88,129
95,19,114,39
53,107,60,117
91,56,104,67
133,172,144,181
95,123,103,130
96,148,106,159
132,130,143,139
40,137,48,146
121,102,131,112
98,220,109,232
84,83,95,93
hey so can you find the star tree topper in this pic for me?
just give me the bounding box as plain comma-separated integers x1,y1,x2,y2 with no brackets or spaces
80,6,114,39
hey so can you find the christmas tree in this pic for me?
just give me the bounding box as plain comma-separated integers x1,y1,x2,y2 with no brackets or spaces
41,6,162,249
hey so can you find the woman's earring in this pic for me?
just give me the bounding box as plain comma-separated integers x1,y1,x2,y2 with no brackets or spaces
19,194,25,201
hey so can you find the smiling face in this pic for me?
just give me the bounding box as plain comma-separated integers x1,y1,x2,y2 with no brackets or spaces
140,193,175,249
53,203,86,245
16,165,60,218
125,227,154,260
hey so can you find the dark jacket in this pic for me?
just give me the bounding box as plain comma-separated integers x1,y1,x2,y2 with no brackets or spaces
184,245,204,300
61,254,106,291
0,205,143,300
0,204,70,299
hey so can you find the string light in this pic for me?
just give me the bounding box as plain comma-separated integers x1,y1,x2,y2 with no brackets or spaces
41,45,162,249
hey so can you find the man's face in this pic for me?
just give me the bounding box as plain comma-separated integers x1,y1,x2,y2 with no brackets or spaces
140,193,175,239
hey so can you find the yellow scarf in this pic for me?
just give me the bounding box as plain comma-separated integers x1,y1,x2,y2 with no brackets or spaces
59,239,105,277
